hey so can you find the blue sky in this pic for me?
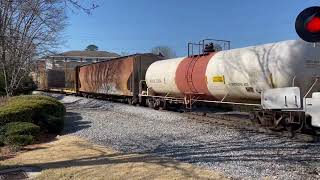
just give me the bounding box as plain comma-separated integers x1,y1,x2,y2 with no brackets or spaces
62,0,319,56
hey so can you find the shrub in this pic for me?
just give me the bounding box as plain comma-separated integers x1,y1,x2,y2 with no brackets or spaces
9,95,66,118
41,115,64,133
0,95,66,126
0,105,34,125
5,135,34,146
3,122,40,136
0,95,66,146
0,95,66,140
0,122,40,146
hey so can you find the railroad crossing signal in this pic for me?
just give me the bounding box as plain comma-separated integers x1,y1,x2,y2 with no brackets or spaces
295,6,320,42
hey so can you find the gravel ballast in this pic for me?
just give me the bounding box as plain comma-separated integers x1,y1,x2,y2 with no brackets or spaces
49,94,320,179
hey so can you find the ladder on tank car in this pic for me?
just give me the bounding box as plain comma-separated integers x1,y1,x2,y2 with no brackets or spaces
186,55,201,93
184,38,231,110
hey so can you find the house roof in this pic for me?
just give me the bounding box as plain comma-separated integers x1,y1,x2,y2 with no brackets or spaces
51,50,120,58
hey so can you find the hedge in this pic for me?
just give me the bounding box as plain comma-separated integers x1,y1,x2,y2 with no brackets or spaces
41,115,64,133
0,95,66,146
0,95,66,126
10,95,66,117
5,135,34,146
3,122,40,136
0,122,40,146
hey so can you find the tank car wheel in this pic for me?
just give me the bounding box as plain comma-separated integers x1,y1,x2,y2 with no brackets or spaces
137,98,146,107
249,112,260,126
127,98,137,105
159,100,167,110
251,112,264,126
284,116,304,135
146,99,154,108
153,99,161,110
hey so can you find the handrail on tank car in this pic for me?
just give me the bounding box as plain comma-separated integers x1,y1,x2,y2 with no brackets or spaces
199,39,231,51
292,76,297,87
188,38,231,57
188,43,203,57
292,76,320,99
304,77,319,99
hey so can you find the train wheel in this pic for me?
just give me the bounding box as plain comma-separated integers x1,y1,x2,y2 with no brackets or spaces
138,97,146,107
159,100,167,110
153,99,161,110
146,99,154,108
285,119,304,132
271,113,284,131
284,114,304,136
249,112,260,126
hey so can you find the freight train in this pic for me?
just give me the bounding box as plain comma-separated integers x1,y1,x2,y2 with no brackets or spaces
35,39,320,134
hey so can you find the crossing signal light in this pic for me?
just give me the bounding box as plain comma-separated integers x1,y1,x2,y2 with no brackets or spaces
295,6,320,42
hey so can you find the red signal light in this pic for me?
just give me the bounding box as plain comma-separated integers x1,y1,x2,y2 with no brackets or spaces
306,16,320,33
295,6,320,42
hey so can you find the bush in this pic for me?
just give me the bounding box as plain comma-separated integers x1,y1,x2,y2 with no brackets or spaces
3,122,40,136
9,95,66,118
0,95,66,135
0,95,66,142
0,95,66,126
0,122,40,146
0,104,34,125
5,135,34,146
42,115,64,133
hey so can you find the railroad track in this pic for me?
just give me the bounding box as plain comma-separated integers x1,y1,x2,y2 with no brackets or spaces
38,91,319,143
183,110,319,143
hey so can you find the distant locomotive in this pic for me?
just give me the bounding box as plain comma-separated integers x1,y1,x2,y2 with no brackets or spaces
35,39,320,134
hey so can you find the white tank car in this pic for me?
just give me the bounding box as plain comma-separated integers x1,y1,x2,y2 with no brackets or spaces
145,40,320,102
145,57,185,96
206,40,320,102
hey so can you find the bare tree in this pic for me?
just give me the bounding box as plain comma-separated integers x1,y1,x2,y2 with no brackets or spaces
151,46,176,59
64,0,98,15
0,0,97,96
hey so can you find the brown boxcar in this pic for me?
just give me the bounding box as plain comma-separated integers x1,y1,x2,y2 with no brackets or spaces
76,53,163,102
35,61,86,91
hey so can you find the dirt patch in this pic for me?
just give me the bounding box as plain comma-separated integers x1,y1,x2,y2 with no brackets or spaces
0,135,227,180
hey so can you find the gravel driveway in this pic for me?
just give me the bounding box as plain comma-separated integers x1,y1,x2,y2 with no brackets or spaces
55,94,320,180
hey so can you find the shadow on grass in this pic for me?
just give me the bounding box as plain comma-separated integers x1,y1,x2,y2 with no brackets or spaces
0,136,220,179
5,149,210,179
